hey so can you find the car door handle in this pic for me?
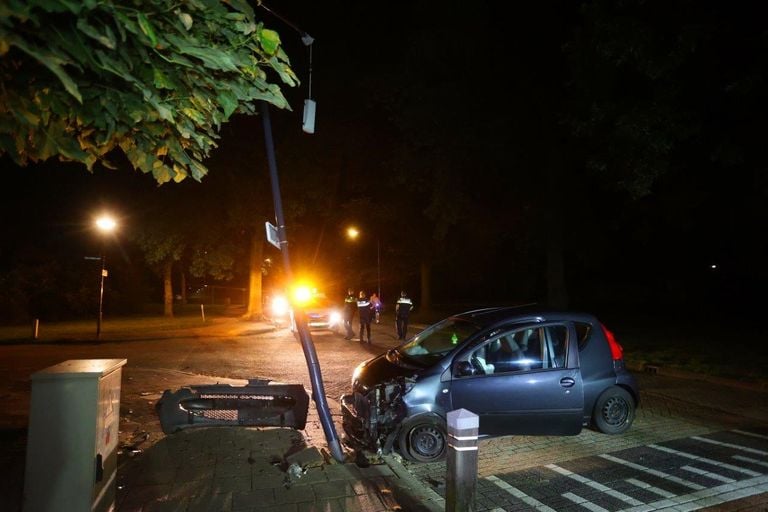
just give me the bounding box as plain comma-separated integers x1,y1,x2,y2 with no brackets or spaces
560,377,575,388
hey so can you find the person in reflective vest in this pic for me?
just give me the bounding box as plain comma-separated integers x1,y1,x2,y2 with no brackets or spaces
343,288,357,339
395,291,414,340
357,290,373,344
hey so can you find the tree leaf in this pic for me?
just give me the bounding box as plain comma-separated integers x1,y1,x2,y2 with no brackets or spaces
258,28,281,55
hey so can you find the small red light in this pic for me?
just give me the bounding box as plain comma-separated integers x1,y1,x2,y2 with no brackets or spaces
601,324,624,360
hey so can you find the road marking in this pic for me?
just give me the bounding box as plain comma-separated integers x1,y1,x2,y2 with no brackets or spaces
625,478,676,498
680,465,735,483
562,491,610,511
692,436,768,456
733,429,768,441
615,474,768,512
649,444,762,476
599,453,705,490
486,475,557,512
733,455,768,469
546,464,644,506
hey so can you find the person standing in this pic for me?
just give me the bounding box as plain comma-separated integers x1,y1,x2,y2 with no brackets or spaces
343,288,357,340
370,292,382,323
395,291,414,340
357,290,373,344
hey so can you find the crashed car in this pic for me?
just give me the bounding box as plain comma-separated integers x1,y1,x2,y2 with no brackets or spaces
340,306,639,462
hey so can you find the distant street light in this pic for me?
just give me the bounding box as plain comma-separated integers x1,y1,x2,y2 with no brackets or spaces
94,214,117,340
346,226,381,299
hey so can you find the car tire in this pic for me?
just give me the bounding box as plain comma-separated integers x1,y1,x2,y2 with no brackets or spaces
592,386,635,434
398,417,447,463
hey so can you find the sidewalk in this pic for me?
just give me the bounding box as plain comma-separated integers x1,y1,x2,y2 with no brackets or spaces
115,366,441,512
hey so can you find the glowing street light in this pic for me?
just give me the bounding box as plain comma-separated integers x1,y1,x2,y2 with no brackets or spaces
346,225,380,299
95,214,117,340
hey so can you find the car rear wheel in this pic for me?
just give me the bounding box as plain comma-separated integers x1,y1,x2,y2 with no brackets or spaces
398,418,447,463
592,386,635,434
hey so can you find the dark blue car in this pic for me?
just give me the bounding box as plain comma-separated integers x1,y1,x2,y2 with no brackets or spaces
341,306,639,462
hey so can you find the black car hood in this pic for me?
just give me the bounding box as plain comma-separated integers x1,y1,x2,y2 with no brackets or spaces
356,350,424,390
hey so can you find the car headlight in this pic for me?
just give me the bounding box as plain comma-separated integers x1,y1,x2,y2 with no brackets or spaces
330,311,342,325
351,361,365,388
271,296,289,316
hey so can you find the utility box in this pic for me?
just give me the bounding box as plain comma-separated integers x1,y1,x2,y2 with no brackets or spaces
23,359,127,512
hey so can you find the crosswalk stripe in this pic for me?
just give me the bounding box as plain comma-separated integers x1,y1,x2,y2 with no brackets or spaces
616,474,768,512
692,435,768,456
546,464,644,506
562,491,610,512
649,443,762,476
733,429,768,441
599,453,705,490
680,464,735,483
624,478,676,498
486,475,557,512
733,454,768,469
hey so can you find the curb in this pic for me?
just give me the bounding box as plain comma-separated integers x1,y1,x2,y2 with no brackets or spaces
383,454,444,512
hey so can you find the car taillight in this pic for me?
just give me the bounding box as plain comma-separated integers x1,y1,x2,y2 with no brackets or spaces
601,323,624,361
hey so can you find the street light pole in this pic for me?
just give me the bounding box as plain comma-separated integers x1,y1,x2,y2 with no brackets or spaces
97,249,106,340
377,238,381,299
95,214,117,341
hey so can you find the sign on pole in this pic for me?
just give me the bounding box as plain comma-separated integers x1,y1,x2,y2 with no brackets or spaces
265,221,281,250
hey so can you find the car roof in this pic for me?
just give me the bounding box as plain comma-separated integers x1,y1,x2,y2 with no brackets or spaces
450,304,598,329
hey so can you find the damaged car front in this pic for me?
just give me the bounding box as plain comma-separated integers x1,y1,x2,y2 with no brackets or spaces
340,317,483,462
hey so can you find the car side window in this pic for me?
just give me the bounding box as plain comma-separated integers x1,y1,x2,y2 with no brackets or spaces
459,327,544,376
574,322,592,351
544,325,568,368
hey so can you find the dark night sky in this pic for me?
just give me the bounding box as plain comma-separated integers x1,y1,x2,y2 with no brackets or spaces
2,1,766,322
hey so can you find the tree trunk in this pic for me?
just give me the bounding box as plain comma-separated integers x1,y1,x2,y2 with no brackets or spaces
180,269,187,305
419,260,432,311
245,232,264,320
163,258,174,317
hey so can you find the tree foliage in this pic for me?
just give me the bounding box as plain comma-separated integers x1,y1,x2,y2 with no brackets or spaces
0,0,297,184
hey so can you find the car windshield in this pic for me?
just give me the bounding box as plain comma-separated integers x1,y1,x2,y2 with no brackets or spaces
398,318,482,365
305,296,332,309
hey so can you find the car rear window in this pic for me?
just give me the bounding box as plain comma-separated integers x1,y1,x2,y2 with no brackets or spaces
574,322,593,351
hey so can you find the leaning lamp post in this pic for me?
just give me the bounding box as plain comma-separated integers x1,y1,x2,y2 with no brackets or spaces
95,214,117,340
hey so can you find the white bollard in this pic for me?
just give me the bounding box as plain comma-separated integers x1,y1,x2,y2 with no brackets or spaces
446,408,479,512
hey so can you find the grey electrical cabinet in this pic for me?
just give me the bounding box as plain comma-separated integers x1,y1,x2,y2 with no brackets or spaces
23,359,127,512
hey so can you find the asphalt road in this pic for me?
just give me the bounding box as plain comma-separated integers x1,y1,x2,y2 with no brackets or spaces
2,315,767,511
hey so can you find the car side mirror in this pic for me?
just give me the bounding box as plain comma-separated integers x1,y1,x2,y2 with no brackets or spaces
455,361,476,377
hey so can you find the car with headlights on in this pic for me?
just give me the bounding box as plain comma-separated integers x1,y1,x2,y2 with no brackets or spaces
340,305,639,462
285,293,342,333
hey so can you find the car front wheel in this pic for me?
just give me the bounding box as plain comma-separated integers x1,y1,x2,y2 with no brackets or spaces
398,418,447,463
592,386,635,434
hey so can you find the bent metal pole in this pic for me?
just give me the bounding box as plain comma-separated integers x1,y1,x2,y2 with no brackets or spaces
261,101,344,463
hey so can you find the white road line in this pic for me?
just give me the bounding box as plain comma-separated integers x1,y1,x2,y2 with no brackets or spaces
692,435,768,456
562,491,610,512
616,474,768,512
625,478,676,498
680,465,735,483
733,454,768,469
649,444,762,476
486,475,557,512
733,429,768,441
546,464,644,506
599,453,705,490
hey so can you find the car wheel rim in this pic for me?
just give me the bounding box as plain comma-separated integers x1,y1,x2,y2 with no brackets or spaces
411,425,444,459
602,396,629,426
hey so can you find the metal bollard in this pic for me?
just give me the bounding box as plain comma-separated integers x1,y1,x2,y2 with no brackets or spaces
200,304,205,322
446,408,479,512
32,319,39,340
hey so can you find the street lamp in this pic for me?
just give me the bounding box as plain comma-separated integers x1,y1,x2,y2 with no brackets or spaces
346,226,380,299
94,214,117,340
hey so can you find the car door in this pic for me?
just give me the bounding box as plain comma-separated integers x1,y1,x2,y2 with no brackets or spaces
447,324,584,436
